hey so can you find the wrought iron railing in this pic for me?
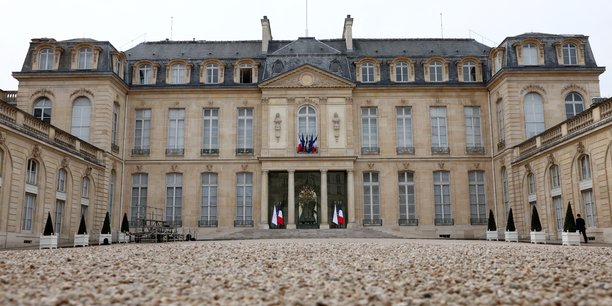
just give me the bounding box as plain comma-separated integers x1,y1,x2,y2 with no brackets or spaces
470,217,488,225
201,148,219,155
165,148,185,156
361,147,380,154
466,146,484,154
434,218,454,226
363,218,383,226
132,148,150,156
398,218,418,226
235,148,254,155
396,146,415,154
198,219,218,227
431,146,450,154
234,219,254,227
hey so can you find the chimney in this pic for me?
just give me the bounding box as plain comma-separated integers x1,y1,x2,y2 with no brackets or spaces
342,15,353,52
261,16,272,53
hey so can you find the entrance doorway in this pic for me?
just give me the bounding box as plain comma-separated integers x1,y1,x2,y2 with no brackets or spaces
295,172,320,229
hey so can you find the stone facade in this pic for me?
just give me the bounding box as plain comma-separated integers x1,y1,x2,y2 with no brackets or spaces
0,16,610,248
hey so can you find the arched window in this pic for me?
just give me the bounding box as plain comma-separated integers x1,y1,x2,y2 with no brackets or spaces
39,48,54,70
579,155,591,181
297,106,317,153
395,61,409,82
361,62,374,83
563,44,577,65
463,61,476,82
33,97,52,124
78,48,93,69
26,159,38,185
239,63,253,83
71,97,91,141
57,169,67,192
565,92,584,119
429,61,443,82
524,93,544,138
523,44,537,65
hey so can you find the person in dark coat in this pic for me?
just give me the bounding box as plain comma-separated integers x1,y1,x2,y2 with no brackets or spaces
576,214,588,243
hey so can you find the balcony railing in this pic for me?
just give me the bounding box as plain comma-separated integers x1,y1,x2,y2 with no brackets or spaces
398,218,419,226
132,148,150,156
234,219,254,227
466,146,484,155
198,219,218,227
434,218,454,226
363,218,383,226
235,148,254,155
470,217,488,225
361,147,380,154
431,146,450,154
165,148,184,156
396,146,415,154
201,148,219,155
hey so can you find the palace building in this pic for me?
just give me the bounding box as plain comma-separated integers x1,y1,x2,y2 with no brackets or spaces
1,15,611,248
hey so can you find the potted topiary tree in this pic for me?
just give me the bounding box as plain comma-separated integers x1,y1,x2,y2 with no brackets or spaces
504,208,518,242
486,209,499,241
562,202,580,246
99,212,112,245
40,212,58,249
119,213,130,243
74,214,89,247
529,205,546,244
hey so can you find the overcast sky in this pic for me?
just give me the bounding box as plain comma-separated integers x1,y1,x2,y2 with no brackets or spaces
2,0,611,96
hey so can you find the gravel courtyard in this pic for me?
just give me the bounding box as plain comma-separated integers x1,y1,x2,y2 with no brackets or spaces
0,239,611,305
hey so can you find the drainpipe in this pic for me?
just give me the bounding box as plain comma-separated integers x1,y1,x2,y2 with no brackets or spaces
487,91,500,231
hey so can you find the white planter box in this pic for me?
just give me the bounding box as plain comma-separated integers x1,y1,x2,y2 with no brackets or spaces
486,231,499,241
530,231,547,244
74,234,89,247
118,232,130,243
40,235,58,249
562,231,581,246
504,231,518,242
99,233,112,245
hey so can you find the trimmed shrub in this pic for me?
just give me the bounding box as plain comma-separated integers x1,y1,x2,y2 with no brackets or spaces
121,213,130,233
531,205,542,232
563,202,577,232
77,214,87,235
43,212,55,236
487,209,497,231
506,208,516,232
101,212,111,235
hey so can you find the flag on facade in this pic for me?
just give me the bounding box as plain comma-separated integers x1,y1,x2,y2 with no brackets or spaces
332,205,338,225
277,209,284,225
272,205,278,226
338,208,344,225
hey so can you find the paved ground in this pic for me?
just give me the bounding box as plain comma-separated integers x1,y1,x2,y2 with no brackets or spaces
0,239,611,305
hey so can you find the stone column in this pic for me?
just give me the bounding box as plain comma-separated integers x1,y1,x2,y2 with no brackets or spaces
287,170,296,229
347,170,356,227
320,170,329,229
260,170,269,229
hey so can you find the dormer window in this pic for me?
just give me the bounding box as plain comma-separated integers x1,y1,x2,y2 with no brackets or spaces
78,48,93,69
207,64,219,83
39,48,54,70
463,61,476,82
523,44,537,65
111,52,126,79
166,60,192,84
395,62,409,82
458,58,483,82
140,64,152,84
389,57,415,83
355,58,381,83
240,63,253,83
200,60,225,84
430,61,442,81
172,64,186,83
361,62,374,83
133,61,159,85
424,58,449,82
563,44,577,65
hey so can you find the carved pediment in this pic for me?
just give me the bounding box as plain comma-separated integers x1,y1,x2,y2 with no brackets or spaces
259,65,355,89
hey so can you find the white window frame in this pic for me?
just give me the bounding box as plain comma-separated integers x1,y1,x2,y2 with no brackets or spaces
563,44,577,65
463,61,476,82
26,159,38,185
200,173,218,224
469,171,486,222
361,62,375,83
134,109,151,150
22,193,36,231
527,174,536,196
398,171,416,221
523,44,537,65
81,177,90,199
524,93,545,138
71,97,91,141
202,108,219,153
139,64,153,85
237,108,254,152
131,174,148,224
239,63,253,84
236,172,253,222
297,105,317,142
581,189,596,227
579,155,591,181
171,64,186,84
363,172,380,221
112,103,119,146
39,48,54,70
361,107,378,152
33,97,52,124
550,165,560,190
57,169,67,192
78,48,93,69
430,107,448,149
434,171,452,222
206,63,219,84
497,100,505,142
429,61,443,82
167,109,185,150
464,106,482,148
166,173,183,226
565,92,584,119
395,62,409,82
553,196,563,235
396,106,413,151
55,199,64,237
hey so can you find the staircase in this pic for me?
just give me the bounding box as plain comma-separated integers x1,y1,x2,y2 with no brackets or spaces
203,227,404,240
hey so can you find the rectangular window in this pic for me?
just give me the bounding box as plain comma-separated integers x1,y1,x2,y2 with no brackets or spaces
131,174,148,224
108,172,115,221
40,49,54,70
236,108,253,154
528,175,536,196
502,169,510,219
396,107,413,153
81,178,90,199
550,165,560,189
361,63,374,83
78,48,93,69
22,193,35,231
523,44,537,65
363,172,380,224
361,107,378,153
167,109,185,155
80,204,88,220
464,107,482,150
553,196,563,234
26,160,37,185
580,156,591,181
139,64,152,84
55,200,64,237
497,100,505,143
206,64,219,83
56,170,66,192
134,109,151,153
434,171,452,225
563,44,577,65
398,171,416,224
236,172,253,225
239,64,253,83
429,62,443,82
395,62,409,82
582,190,596,228
202,108,219,154
200,173,218,226
172,64,186,84
463,62,476,82
166,173,183,226
430,107,448,152
469,171,486,224
112,104,119,146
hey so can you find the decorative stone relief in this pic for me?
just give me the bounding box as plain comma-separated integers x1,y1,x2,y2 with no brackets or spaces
287,97,296,104
524,163,532,174
367,163,375,169
576,141,585,154
61,157,70,169
318,97,328,104
345,97,353,104
473,163,480,169
274,113,282,143
241,164,248,170
32,145,41,158
85,167,92,176
438,162,445,169
402,162,410,170
31,88,55,99
520,85,546,95
332,113,341,142
136,165,143,172
0,131,5,144
70,88,95,99
261,98,269,104
547,154,556,166
171,164,178,172
206,164,213,171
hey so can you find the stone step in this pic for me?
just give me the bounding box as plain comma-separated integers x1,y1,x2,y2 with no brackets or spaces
205,227,404,240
